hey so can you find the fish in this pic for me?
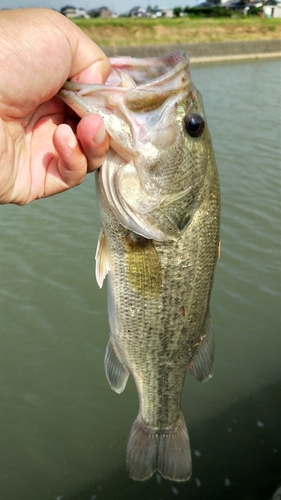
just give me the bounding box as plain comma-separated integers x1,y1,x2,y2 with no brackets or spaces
58,50,220,482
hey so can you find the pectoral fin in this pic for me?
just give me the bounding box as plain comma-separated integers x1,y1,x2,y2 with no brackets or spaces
95,227,110,289
187,312,214,382
124,235,162,299
105,338,130,394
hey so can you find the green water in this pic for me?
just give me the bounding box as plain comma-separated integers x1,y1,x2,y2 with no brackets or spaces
0,58,280,500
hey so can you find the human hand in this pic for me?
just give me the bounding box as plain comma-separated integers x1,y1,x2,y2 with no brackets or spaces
0,8,111,205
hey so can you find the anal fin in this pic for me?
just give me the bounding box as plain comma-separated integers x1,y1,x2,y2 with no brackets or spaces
105,338,129,394
188,312,214,382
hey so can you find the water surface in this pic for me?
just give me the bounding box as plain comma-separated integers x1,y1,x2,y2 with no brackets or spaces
0,58,280,500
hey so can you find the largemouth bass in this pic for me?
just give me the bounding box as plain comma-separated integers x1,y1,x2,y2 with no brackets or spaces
58,50,220,482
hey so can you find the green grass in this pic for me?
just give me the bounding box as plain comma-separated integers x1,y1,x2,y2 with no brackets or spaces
72,17,281,46
74,17,180,29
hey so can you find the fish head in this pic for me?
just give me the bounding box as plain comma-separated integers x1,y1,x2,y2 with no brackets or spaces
58,51,214,240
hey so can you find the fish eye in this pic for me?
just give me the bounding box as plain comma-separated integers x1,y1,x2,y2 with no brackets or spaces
184,113,205,138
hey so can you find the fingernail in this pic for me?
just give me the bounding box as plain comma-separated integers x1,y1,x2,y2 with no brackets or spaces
95,123,106,145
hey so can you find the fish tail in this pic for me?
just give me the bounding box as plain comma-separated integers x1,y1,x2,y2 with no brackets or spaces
126,411,192,482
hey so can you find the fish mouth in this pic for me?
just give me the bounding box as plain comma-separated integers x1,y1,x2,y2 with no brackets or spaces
59,50,190,117
109,50,189,84
110,50,191,113
60,50,189,92
58,50,191,160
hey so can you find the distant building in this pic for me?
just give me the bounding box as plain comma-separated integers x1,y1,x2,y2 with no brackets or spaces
88,5,115,17
129,6,148,16
99,6,115,17
129,5,174,17
149,7,174,17
61,5,90,18
263,0,281,16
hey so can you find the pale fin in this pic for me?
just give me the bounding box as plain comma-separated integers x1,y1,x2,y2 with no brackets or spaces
188,312,214,382
104,338,130,394
126,411,192,482
95,227,110,289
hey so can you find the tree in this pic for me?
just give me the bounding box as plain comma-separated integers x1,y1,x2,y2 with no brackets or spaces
173,6,182,16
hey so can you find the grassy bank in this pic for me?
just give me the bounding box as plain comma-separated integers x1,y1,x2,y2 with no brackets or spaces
73,17,280,47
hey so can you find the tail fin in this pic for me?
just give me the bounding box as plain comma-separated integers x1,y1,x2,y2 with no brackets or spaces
126,411,192,482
